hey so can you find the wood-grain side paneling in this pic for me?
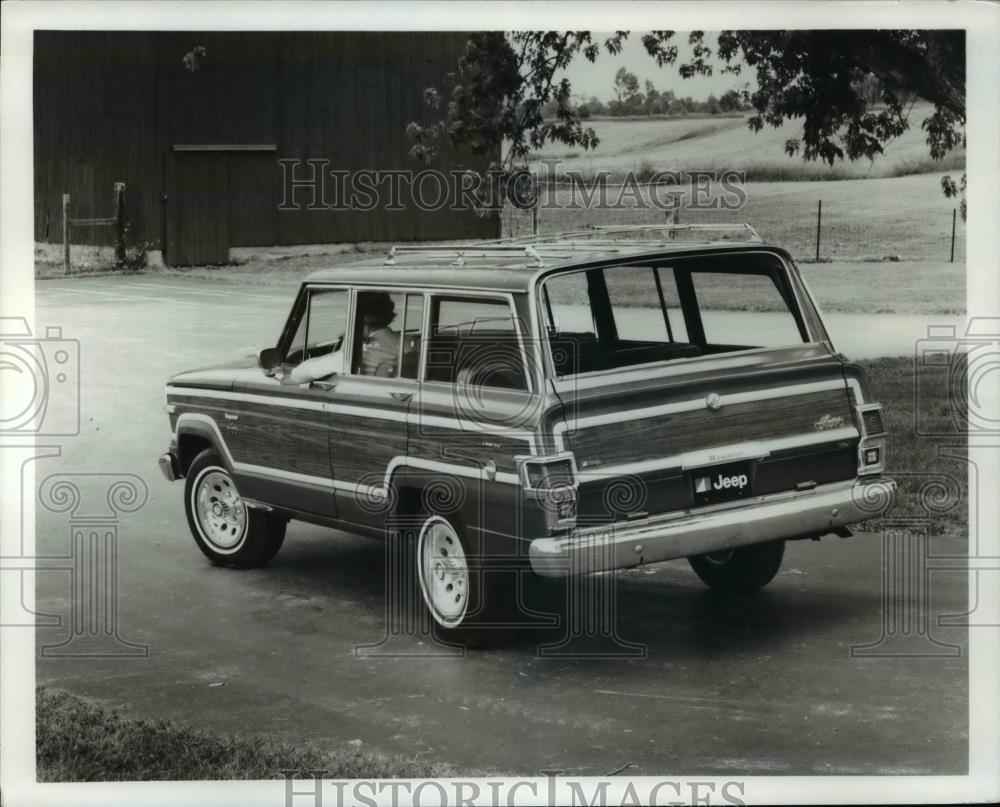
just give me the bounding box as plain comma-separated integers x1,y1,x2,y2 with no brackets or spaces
566,388,855,467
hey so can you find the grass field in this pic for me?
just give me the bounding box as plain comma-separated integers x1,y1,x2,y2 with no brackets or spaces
520,171,966,265
530,105,966,183
37,687,458,781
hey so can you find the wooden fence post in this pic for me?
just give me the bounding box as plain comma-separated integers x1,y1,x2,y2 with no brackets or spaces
950,208,957,263
114,182,126,263
62,194,71,275
815,199,822,262
666,202,680,238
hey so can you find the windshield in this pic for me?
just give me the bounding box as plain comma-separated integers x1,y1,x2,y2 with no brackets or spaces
541,252,810,376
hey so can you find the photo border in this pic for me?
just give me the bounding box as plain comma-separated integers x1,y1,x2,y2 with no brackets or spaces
2,2,997,805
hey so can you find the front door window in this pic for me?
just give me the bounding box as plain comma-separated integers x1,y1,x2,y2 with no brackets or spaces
283,288,350,377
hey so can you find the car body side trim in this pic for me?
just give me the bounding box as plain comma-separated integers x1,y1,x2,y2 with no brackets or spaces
166,385,538,452
173,414,519,505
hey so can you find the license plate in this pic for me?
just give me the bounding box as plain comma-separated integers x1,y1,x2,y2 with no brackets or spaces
690,460,754,506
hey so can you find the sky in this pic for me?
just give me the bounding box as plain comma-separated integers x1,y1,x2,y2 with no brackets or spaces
558,32,755,103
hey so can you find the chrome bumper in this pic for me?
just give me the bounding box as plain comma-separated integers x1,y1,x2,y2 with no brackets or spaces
158,451,180,482
529,477,896,578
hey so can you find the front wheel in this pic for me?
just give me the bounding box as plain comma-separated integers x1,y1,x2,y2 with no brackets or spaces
184,449,286,568
688,540,785,594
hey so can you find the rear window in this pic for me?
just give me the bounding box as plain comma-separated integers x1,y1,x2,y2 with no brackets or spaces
541,253,809,376
689,270,804,348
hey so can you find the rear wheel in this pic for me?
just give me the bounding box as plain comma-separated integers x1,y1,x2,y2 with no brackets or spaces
184,449,286,568
688,540,785,594
411,513,514,646
417,516,472,630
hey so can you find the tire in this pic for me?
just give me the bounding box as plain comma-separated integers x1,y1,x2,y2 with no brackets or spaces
688,540,785,594
184,449,286,568
409,512,513,647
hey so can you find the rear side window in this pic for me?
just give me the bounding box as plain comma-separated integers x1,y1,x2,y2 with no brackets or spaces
426,296,527,390
434,299,517,334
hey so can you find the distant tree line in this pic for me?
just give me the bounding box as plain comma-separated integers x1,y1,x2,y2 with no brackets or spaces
546,68,751,118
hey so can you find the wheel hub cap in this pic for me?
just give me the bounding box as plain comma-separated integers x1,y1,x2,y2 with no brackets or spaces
419,519,468,626
195,469,247,551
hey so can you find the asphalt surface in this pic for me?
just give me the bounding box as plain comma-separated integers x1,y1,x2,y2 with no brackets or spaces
32,274,968,775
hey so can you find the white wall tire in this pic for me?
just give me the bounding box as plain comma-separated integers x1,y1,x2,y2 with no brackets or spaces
190,466,249,555
416,516,470,629
183,449,286,568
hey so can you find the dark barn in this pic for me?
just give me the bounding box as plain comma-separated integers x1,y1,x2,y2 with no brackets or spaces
33,31,497,265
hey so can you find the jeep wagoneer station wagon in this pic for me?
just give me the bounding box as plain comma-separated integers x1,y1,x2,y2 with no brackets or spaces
159,224,894,639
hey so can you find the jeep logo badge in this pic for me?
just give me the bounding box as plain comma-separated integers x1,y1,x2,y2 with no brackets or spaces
694,472,749,493
706,393,722,411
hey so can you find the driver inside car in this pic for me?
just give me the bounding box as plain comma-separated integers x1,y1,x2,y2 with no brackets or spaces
288,292,401,384
354,291,402,377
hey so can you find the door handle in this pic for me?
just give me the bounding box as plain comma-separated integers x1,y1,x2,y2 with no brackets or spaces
310,380,336,391
389,391,414,402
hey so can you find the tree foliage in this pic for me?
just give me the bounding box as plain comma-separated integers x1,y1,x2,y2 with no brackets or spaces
408,30,966,211
407,32,629,178
613,67,640,102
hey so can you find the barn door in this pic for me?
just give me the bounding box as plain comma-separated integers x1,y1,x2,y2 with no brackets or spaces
165,151,229,265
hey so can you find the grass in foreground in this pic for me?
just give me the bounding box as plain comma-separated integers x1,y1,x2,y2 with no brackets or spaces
37,687,454,782
859,356,967,535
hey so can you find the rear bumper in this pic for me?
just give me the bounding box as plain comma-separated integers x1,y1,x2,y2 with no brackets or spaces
529,477,896,578
158,451,181,482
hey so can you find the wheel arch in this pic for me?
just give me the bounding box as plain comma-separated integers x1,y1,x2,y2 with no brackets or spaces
175,414,234,476
384,460,519,557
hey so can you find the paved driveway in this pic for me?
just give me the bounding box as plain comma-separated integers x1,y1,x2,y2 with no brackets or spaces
31,274,968,775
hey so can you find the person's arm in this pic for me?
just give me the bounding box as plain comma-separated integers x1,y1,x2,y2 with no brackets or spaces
288,349,344,384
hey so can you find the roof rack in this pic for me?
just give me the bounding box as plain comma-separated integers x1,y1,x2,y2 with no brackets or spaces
500,222,763,245
385,244,545,267
383,223,763,269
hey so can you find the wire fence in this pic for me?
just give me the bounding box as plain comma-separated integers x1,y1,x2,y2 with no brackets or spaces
503,185,965,265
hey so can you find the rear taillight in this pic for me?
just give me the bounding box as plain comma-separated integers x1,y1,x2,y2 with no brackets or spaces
517,453,578,531
861,407,886,437
856,403,886,475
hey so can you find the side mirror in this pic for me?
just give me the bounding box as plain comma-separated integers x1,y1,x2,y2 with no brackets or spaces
257,347,282,370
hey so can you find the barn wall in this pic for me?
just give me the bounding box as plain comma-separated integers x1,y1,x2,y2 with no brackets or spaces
33,31,498,257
